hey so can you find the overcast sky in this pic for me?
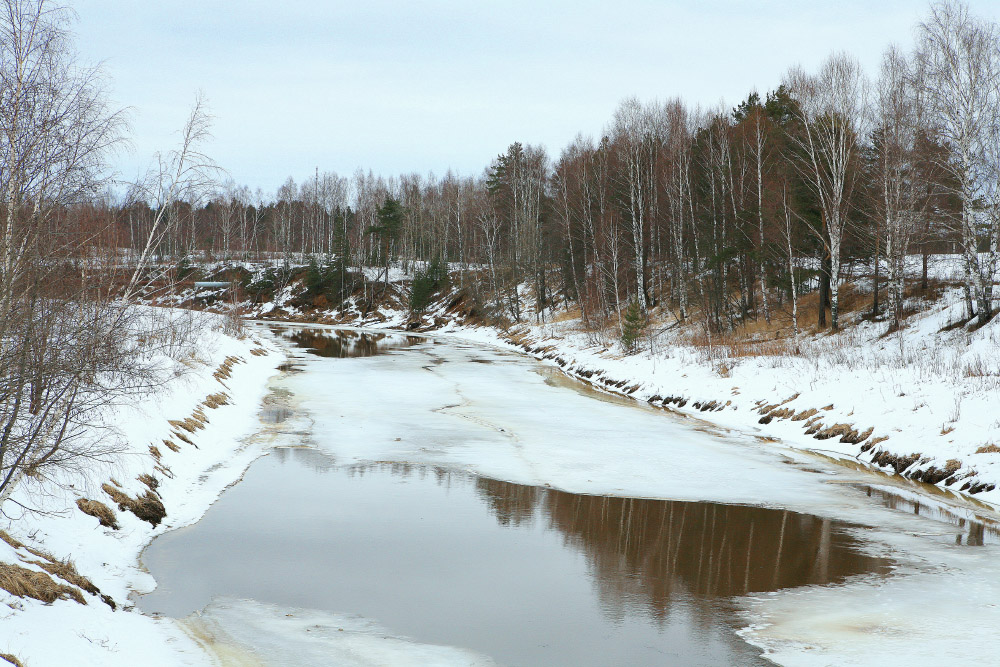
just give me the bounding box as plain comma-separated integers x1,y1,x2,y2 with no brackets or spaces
74,0,1000,193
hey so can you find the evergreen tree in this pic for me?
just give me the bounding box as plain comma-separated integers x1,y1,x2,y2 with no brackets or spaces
620,300,646,354
410,257,449,314
368,197,405,293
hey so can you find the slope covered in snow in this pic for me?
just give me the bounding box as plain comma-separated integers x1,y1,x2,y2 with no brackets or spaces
0,310,281,666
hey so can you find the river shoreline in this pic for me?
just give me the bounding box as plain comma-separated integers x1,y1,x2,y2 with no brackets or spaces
4,316,1000,666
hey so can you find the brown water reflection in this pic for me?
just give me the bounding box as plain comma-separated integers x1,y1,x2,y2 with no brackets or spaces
271,327,423,358
142,453,890,666
861,485,1000,546
475,476,889,599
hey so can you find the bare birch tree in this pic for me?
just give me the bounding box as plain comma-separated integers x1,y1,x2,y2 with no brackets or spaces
872,45,924,330
785,53,869,330
915,0,1000,325
0,0,140,507
121,93,219,301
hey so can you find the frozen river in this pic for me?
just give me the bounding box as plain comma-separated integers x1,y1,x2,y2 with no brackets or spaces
140,326,1000,666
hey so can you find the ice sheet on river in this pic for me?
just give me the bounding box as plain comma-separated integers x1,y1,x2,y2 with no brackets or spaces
268,327,1000,666
280,334,828,509
182,598,497,667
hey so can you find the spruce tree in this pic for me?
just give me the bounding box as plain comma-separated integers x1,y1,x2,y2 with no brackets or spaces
620,300,645,354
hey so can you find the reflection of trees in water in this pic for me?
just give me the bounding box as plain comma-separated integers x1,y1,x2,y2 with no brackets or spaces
475,478,539,527
280,329,422,358
476,478,890,617
273,446,337,473
864,485,998,547
343,464,889,623
345,463,460,488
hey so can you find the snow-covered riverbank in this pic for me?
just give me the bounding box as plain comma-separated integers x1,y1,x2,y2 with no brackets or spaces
242,254,1000,511
4,308,998,666
463,288,1000,506
0,312,281,666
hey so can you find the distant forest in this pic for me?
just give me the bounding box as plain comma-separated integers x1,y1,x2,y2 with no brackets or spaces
13,1,1000,338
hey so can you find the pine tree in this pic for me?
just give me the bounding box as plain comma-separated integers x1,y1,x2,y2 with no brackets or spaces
620,300,646,354
368,197,404,292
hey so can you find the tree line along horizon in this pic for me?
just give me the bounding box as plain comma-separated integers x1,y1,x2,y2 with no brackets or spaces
19,0,1000,342
98,1,997,339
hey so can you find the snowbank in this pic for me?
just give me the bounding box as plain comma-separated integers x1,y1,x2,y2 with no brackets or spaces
0,310,282,666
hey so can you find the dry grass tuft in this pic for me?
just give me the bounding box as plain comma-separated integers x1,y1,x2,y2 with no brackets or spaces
128,491,166,526
976,443,1000,454
148,444,162,461
684,327,793,358
757,394,801,416
27,558,98,596
549,304,582,324
76,499,119,530
0,561,85,605
791,407,818,421
137,473,159,493
203,392,230,409
213,355,244,383
154,463,174,480
101,482,131,508
162,439,180,453
814,423,858,442
250,347,268,356
168,417,204,433
172,431,194,447
0,530,23,551
0,653,25,667
102,483,167,527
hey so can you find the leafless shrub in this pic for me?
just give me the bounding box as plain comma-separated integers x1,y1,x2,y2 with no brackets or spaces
0,1,201,511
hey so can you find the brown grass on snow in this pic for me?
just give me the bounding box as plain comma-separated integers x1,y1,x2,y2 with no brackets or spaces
0,531,102,606
27,558,99,596
172,431,194,447
1,653,25,667
0,561,86,605
137,473,159,493
101,483,166,527
168,417,204,433
203,392,230,409
76,499,119,530
213,355,244,383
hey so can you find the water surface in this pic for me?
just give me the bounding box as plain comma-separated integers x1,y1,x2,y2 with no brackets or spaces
141,449,889,666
